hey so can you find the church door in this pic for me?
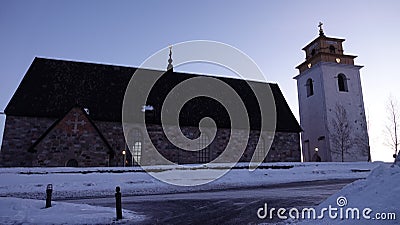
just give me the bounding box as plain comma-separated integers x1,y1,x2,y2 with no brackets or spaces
66,159,78,167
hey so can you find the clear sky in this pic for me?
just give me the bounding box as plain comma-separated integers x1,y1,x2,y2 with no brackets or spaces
1,0,399,162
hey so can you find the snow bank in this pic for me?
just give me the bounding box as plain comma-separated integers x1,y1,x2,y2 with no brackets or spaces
0,162,382,200
0,197,144,225
289,164,400,225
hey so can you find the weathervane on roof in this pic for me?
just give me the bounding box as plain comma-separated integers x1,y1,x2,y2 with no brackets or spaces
318,22,325,36
167,45,173,71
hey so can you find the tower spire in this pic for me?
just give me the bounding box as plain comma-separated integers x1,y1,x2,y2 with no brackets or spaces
167,45,173,71
318,22,325,36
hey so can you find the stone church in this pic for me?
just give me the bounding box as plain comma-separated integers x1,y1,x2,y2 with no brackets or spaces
0,57,302,167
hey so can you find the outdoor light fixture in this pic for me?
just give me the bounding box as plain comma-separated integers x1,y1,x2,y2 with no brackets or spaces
122,150,126,167
315,147,319,152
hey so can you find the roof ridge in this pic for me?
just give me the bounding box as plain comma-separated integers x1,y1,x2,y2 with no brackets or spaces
32,57,273,84
34,56,138,69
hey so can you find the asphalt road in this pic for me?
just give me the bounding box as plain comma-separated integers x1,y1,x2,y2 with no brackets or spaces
65,179,357,225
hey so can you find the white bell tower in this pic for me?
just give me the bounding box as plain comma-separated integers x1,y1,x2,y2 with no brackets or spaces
294,23,370,162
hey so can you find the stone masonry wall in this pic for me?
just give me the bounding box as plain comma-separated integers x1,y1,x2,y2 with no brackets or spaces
0,115,300,167
124,124,301,165
0,116,56,166
32,108,110,167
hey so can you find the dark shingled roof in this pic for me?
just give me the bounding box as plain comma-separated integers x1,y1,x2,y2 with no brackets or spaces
5,57,301,133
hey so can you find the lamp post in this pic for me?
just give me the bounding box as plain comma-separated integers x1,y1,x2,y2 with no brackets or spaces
122,150,126,167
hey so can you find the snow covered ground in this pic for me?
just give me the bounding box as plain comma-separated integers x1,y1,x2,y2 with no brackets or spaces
0,162,381,200
0,197,144,225
0,162,392,224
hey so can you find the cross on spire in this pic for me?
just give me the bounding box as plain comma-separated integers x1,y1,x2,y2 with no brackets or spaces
318,22,325,36
167,45,173,71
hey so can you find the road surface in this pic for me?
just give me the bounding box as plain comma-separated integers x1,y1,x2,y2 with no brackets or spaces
65,179,357,225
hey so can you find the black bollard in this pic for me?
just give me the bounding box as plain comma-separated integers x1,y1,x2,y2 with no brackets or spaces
46,184,53,208
115,186,122,220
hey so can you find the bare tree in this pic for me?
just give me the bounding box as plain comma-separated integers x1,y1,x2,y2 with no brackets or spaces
384,96,399,162
354,108,371,162
330,103,353,162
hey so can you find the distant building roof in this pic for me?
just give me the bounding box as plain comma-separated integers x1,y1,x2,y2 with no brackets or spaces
5,57,301,132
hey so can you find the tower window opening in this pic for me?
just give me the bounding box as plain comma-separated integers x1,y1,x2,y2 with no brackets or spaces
337,73,348,92
329,45,336,53
306,78,314,97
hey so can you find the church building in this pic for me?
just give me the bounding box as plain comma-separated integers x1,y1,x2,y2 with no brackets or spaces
294,24,370,162
0,57,301,167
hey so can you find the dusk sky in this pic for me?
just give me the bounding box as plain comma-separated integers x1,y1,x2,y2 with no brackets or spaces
1,1,399,162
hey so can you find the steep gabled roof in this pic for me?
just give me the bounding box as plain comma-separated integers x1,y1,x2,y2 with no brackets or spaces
5,57,301,132
5,57,134,121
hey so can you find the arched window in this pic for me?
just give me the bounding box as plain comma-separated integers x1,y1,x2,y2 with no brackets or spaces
254,136,266,162
337,74,348,92
129,129,142,166
198,133,211,163
306,78,314,97
329,45,336,53
66,159,78,167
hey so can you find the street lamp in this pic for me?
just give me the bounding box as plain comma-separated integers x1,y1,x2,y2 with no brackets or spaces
122,150,126,167
315,147,319,152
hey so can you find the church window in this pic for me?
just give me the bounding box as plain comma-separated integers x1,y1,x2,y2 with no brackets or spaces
130,129,142,166
306,78,314,97
198,133,211,163
329,45,336,53
337,73,348,92
254,136,266,162
311,49,315,56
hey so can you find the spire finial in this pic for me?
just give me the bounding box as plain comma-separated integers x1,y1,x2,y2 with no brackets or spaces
318,22,325,36
167,45,173,71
